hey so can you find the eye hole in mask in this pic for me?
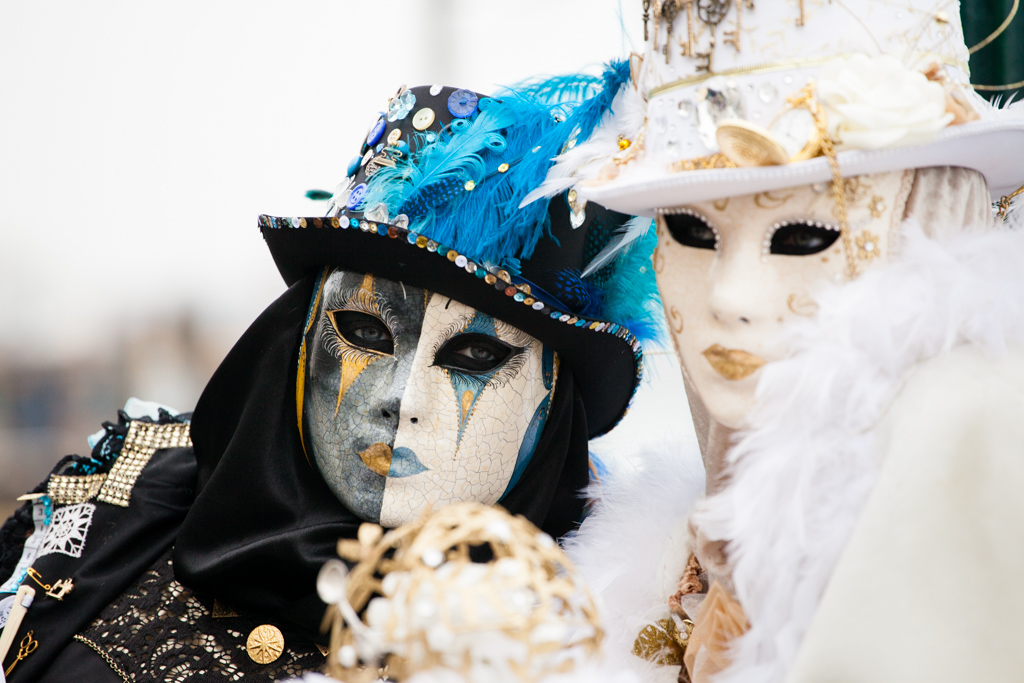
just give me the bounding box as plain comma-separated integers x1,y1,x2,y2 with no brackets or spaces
769,221,841,256
664,211,718,250
434,333,514,374
329,310,395,354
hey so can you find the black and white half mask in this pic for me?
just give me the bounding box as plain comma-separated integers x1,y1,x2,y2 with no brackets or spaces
298,268,558,526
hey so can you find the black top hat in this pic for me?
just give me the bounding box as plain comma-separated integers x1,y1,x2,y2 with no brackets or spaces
260,64,660,437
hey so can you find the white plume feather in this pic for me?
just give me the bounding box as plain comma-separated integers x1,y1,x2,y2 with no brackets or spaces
520,84,648,208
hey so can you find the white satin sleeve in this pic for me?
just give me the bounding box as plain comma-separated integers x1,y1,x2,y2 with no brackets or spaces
785,345,1024,683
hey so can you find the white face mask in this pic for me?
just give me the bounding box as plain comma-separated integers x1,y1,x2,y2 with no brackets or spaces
301,270,558,526
654,170,912,429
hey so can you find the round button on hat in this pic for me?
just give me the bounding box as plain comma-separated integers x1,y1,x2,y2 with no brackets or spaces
447,89,479,118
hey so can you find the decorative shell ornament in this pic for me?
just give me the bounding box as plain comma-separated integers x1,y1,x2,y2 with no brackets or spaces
317,502,603,683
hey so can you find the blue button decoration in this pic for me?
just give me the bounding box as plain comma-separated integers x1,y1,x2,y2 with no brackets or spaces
346,183,368,210
366,116,386,147
448,89,479,118
347,156,361,178
377,224,388,235
475,268,487,279
375,143,385,154
349,217,359,228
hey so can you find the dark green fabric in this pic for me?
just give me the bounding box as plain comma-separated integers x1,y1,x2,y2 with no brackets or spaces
962,0,1024,101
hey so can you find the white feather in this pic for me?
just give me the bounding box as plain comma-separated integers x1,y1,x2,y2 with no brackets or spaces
565,437,706,682
689,221,1024,683
520,84,648,208
581,216,655,277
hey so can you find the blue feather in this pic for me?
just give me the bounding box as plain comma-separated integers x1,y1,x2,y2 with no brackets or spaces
596,226,665,346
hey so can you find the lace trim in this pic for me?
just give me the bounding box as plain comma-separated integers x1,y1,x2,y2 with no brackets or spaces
79,549,325,682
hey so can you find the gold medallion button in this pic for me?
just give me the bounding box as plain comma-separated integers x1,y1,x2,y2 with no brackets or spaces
412,107,435,130
715,119,789,168
247,624,284,664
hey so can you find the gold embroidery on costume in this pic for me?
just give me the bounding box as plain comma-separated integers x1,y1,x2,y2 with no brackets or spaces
855,230,882,262
869,195,887,218
97,421,192,507
48,473,106,504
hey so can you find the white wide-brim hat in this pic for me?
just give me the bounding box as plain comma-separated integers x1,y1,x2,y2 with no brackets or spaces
538,0,1024,218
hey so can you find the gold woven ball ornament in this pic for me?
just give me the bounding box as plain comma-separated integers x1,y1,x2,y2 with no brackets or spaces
318,502,603,682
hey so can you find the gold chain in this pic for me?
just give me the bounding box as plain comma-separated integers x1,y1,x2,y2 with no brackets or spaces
789,85,856,278
73,635,130,683
998,183,1024,220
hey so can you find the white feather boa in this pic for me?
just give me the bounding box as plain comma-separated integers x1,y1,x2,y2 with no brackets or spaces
692,221,1024,683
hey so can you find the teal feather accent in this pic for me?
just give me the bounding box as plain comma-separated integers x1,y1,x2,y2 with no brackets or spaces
361,99,516,224
597,226,665,346
505,73,605,105
305,189,333,201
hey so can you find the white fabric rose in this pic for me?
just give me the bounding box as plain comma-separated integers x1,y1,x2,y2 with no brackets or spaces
818,54,954,150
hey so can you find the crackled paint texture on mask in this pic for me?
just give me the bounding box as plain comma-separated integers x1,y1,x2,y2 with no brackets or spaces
303,269,557,525
655,170,911,429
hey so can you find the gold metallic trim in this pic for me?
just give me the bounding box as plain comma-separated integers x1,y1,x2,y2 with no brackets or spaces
296,267,329,465
969,0,1019,54
97,421,191,507
648,55,845,97
73,635,130,683
973,78,1024,91
48,473,106,504
649,51,970,98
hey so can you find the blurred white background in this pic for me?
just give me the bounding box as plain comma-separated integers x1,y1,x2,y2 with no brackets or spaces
0,1,698,509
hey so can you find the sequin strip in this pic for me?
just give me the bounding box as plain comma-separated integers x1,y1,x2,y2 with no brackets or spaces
259,215,646,408
97,422,192,507
48,473,107,505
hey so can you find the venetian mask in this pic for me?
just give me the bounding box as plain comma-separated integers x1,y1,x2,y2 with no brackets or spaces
653,169,914,430
299,269,558,527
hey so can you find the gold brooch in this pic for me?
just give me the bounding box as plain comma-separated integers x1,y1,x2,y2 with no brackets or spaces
632,617,694,666
246,624,284,665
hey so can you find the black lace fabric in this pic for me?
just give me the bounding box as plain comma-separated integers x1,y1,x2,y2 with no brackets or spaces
79,549,326,682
